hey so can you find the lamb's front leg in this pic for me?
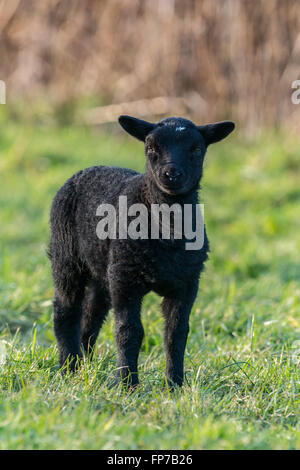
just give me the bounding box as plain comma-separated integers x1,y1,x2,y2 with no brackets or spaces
113,294,144,388
162,282,198,387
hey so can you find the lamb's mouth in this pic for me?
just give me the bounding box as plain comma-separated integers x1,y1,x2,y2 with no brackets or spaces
157,179,189,195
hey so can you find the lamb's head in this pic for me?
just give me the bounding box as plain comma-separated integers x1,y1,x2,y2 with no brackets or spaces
119,115,235,196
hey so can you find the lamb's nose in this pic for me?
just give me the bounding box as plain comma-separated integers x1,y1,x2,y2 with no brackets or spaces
163,167,183,182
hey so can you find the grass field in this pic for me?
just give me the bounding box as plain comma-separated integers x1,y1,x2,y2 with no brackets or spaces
0,107,299,449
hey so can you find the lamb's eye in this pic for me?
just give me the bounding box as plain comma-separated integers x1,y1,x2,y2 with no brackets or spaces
189,145,201,161
190,144,201,153
147,144,159,158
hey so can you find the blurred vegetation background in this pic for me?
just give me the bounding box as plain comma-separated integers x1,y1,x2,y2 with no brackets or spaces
0,0,299,132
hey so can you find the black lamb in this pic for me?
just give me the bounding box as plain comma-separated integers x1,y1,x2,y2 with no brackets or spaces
49,115,235,387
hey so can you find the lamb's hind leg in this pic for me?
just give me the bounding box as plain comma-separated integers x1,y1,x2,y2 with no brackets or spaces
52,263,86,372
80,280,110,358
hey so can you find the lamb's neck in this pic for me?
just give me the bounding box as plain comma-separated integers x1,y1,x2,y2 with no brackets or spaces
141,175,199,208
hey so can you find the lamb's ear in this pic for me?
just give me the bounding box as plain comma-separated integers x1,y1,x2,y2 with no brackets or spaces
197,121,235,146
118,115,156,142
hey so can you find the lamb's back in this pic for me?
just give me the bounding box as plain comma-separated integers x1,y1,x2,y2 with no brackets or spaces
74,165,140,202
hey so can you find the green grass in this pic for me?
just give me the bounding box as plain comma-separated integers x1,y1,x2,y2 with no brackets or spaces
0,106,299,449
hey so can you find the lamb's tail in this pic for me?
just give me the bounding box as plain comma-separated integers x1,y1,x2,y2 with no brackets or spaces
49,178,79,266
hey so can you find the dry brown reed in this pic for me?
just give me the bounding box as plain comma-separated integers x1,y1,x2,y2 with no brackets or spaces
0,0,299,130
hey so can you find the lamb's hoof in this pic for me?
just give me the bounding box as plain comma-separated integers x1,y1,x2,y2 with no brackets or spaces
59,355,82,375
164,378,183,392
112,376,140,393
